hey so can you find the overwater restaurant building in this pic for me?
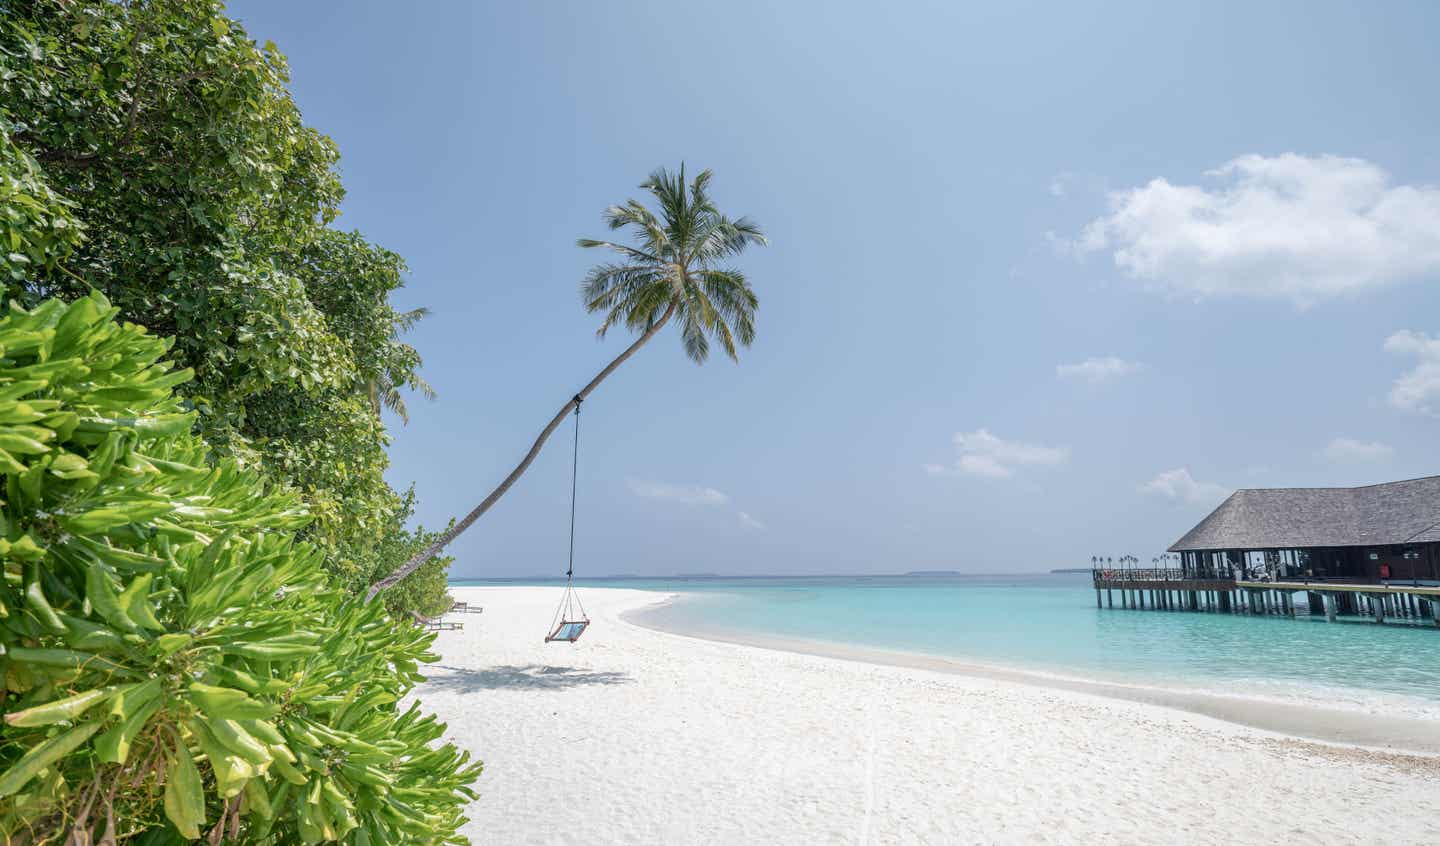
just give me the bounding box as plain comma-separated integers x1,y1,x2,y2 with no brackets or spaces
1169,476,1440,585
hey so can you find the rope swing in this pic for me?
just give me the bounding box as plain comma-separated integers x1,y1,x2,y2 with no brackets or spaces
545,395,590,643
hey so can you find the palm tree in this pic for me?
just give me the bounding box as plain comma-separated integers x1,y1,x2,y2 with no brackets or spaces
367,306,438,425
366,165,765,600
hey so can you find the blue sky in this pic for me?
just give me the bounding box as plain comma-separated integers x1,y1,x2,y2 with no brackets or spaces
231,1,1440,577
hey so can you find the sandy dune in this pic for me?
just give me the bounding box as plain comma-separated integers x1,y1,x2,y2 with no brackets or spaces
418,586,1440,845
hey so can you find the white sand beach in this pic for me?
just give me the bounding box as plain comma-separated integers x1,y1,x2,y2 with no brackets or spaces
420,587,1440,844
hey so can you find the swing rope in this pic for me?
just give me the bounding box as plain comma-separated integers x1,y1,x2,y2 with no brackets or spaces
547,396,587,640
567,395,581,583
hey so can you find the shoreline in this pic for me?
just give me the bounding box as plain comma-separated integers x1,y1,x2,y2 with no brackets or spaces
425,586,1440,843
624,591,1440,755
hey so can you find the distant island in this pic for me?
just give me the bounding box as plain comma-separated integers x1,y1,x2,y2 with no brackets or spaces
905,570,963,576
674,572,721,578
1050,568,1091,574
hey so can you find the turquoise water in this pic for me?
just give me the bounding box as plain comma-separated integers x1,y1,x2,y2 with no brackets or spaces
452,573,1440,717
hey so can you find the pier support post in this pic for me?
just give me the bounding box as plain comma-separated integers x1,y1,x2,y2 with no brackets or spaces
1096,589,1102,609
1324,593,1336,622
1107,590,1113,608
1371,594,1385,624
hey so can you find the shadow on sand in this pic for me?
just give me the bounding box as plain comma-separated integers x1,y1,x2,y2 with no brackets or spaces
421,664,632,693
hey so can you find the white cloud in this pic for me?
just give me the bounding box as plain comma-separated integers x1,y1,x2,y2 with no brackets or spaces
738,511,766,530
626,479,729,506
1073,154,1440,304
1321,437,1395,463
1056,356,1142,384
1140,468,1230,505
1384,330,1440,413
928,429,1069,479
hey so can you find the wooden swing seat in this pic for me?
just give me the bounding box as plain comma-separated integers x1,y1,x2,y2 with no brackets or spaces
545,619,589,643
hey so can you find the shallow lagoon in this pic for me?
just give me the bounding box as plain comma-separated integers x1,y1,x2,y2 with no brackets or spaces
453,572,1440,718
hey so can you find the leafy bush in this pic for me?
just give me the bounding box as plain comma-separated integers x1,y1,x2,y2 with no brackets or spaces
0,293,479,843
0,0,451,611
0,117,80,284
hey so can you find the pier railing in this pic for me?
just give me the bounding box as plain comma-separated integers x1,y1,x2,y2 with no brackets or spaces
1091,568,1236,593
1091,567,1187,583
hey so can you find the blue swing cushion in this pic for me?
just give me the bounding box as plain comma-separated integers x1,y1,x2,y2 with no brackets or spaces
546,620,589,643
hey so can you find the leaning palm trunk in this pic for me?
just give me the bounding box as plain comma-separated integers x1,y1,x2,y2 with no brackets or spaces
366,164,763,602
365,304,675,601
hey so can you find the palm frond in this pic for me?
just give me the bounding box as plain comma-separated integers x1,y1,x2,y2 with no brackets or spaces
642,165,687,230
690,168,714,203
698,268,758,347
381,385,411,426
679,309,709,364
695,215,767,263
603,201,670,253
393,306,431,334
408,373,438,403
713,314,739,361
622,284,672,333
728,216,768,249
581,264,664,313
575,239,660,263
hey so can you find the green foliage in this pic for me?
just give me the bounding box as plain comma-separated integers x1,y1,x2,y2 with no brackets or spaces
0,0,447,608
579,164,766,363
350,493,455,619
0,294,479,843
0,117,81,283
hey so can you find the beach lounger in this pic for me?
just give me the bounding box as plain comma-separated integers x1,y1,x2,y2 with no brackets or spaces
411,611,463,632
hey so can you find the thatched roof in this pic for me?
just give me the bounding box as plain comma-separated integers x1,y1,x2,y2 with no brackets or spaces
1169,475,1440,552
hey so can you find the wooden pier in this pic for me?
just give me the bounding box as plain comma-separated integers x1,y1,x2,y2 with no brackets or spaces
1092,569,1440,627
1091,475,1440,628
